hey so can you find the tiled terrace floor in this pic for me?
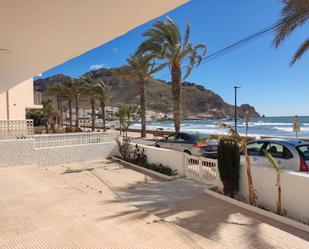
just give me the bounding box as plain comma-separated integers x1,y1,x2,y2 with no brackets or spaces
0,159,308,249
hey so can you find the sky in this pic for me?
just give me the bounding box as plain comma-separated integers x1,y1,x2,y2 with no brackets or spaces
42,0,309,117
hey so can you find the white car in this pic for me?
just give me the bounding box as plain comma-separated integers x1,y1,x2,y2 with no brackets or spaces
243,138,309,172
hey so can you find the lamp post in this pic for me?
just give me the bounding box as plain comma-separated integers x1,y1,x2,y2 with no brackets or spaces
234,86,241,132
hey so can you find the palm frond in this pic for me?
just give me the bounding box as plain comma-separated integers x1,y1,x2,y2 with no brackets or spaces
263,149,281,172
290,38,309,65
274,0,309,48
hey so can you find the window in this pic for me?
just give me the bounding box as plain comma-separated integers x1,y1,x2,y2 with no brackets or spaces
265,143,293,159
297,145,309,160
167,134,177,143
176,133,190,143
247,142,264,156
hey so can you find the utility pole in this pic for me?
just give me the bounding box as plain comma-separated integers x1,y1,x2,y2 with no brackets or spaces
234,86,241,132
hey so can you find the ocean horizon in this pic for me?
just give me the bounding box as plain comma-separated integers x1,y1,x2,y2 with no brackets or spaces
130,116,309,138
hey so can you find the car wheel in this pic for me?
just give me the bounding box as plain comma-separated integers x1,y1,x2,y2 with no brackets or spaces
184,150,191,155
155,144,160,148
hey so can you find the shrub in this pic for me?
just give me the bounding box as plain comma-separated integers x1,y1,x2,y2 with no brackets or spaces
217,139,240,197
116,136,131,161
116,142,177,176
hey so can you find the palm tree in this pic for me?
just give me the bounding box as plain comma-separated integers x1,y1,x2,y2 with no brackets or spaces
95,80,110,132
117,53,165,137
61,79,75,128
72,79,84,128
115,105,132,138
137,17,207,132
274,0,309,65
45,83,65,126
42,99,59,133
263,149,283,215
213,123,256,206
80,76,98,131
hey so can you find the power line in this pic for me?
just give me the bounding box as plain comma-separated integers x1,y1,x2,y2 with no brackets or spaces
155,15,296,79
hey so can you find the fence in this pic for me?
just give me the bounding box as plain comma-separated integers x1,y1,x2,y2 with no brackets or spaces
34,131,118,148
0,120,33,140
185,155,218,185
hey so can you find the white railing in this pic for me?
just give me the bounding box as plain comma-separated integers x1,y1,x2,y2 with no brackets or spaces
0,120,33,140
185,155,218,185
34,131,118,148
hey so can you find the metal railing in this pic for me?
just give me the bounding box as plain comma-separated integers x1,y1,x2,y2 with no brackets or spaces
33,131,118,148
185,154,218,185
0,120,33,140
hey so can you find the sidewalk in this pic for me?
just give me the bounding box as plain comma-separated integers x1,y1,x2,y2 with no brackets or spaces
1,159,308,249
0,163,224,249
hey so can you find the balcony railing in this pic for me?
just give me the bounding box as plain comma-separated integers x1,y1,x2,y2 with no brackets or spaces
0,120,34,140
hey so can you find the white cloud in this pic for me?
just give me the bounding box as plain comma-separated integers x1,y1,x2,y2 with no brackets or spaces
89,64,107,71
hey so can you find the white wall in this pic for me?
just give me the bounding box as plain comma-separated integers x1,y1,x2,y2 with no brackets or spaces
0,139,116,167
35,142,116,166
238,164,309,223
115,144,186,176
0,139,36,166
0,78,42,120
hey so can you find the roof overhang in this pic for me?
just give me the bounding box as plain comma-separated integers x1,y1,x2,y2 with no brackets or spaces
0,0,188,93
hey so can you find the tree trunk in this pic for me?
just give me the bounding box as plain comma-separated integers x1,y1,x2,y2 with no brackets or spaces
56,97,61,126
171,63,182,132
75,94,79,127
68,99,73,128
101,100,106,132
245,148,256,205
139,78,147,137
60,101,63,127
91,98,95,131
276,172,282,215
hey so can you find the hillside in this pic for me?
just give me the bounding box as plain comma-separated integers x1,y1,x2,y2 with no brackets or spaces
34,68,260,119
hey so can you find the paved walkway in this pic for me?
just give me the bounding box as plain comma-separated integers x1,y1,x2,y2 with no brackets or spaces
1,159,309,249
0,162,223,249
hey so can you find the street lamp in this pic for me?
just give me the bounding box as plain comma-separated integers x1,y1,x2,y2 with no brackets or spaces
234,86,241,132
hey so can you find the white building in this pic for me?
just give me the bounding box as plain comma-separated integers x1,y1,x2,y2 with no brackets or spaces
0,78,42,120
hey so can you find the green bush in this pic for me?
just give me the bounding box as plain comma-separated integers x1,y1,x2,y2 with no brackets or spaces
217,139,240,197
116,142,177,176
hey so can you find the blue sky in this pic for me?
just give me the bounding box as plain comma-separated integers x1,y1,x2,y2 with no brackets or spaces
42,0,309,117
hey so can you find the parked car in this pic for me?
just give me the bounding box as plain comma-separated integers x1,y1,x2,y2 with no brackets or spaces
243,138,309,172
154,132,219,158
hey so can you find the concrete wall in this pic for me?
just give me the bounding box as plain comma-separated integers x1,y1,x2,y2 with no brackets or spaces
0,139,116,167
238,164,309,224
0,78,42,120
0,139,36,166
113,143,186,176
35,143,116,166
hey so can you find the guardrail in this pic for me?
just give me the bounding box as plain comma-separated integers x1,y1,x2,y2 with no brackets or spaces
0,120,33,140
33,131,118,148
184,154,218,185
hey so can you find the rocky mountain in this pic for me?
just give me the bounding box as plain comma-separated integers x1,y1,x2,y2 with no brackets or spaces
34,68,260,119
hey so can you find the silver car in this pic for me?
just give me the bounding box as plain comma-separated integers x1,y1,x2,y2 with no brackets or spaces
154,132,219,158
243,138,309,172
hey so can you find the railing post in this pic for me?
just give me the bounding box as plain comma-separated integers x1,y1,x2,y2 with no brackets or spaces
184,153,188,176
198,157,203,181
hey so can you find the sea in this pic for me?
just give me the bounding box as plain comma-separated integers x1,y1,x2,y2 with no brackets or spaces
129,116,309,138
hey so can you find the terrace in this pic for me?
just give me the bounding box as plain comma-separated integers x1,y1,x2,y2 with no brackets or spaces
1,159,308,249
1,0,309,248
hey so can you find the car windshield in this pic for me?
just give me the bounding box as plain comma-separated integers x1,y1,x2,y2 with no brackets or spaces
191,134,208,142
297,145,309,160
